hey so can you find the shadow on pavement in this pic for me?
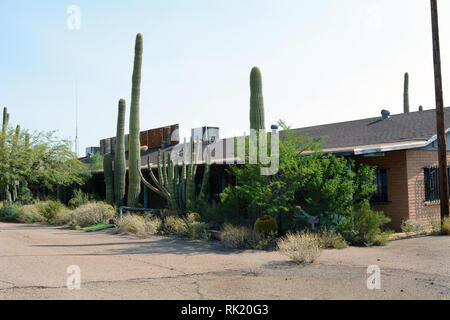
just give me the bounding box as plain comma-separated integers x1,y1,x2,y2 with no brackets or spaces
30,235,243,256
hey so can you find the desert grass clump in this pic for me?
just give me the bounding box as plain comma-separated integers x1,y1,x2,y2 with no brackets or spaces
35,201,65,224
114,214,162,236
220,224,262,249
317,229,348,249
163,216,189,236
16,205,45,223
53,208,74,225
277,231,322,264
189,220,209,240
401,219,427,236
427,212,442,235
441,218,450,236
70,202,115,228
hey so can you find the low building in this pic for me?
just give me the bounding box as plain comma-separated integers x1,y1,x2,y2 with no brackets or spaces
88,108,450,230
291,108,450,229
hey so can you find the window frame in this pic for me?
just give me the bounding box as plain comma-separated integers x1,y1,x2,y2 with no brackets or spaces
371,168,388,204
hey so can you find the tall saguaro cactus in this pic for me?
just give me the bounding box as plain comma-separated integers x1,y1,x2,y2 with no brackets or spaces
103,154,114,205
250,67,265,131
403,72,410,113
1,107,9,147
1,107,10,202
114,99,126,206
127,33,144,207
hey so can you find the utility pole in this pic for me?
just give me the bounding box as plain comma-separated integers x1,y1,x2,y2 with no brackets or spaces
430,0,450,222
75,80,79,157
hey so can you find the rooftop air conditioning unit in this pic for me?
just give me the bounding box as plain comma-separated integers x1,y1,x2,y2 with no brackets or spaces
191,126,219,144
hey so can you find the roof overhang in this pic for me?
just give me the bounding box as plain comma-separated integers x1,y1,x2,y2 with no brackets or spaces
322,140,430,156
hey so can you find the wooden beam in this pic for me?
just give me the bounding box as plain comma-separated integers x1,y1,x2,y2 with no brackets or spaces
430,0,450,221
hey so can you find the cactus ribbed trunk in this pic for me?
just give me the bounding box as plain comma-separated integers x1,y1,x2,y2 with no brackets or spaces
127,33,143,207
103,154,114,205
404,72,410,113
114,99,126,206
1,108,10,202
250,67,265,131
139,141,211,215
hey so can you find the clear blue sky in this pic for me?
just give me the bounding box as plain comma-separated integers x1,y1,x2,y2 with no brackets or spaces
1,0,450,156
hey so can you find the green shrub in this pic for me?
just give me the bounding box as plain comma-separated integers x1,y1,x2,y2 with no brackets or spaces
18,186,34,205
338,204,392,247
220,224,265,249
0,203,19,222
70,202,116,228
16,205,45,223
218,124,377,233
68,189,90,208
53,208,74,225
277,231,322,264
401,219,427,236
191,221,209,240
36,201,65,224
442,218,450,236
163,216,189,237
114,215,162,235
254,215,278,236
317,229,348,249
427,212,442,235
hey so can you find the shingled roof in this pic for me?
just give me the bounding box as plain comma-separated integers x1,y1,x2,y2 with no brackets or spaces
290,107,450,152
87,107,450,172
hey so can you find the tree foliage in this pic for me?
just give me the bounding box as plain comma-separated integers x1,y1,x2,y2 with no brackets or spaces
0,124,90,202
219,121,377,233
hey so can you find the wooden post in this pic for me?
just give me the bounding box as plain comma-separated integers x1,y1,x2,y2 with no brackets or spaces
430,0,450,221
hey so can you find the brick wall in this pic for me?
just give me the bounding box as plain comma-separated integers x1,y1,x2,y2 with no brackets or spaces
405,149,444,224
351,150,409,230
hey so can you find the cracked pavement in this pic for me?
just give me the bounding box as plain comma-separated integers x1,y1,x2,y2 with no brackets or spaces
0,222,449,299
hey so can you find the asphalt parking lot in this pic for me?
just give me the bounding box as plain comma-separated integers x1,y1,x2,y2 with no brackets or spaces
0,222,449,299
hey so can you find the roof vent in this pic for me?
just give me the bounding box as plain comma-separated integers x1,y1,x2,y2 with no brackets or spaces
381,110,391,120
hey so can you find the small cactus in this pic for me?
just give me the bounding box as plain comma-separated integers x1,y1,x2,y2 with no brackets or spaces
254,215,278,236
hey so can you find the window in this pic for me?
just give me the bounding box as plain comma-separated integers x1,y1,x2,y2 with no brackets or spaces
424,167,450,202
371,169,388,203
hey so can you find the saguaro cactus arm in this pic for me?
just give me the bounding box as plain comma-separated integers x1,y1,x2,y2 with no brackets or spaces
138,157,171,200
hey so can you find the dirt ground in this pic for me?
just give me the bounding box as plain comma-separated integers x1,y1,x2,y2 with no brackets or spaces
0,222,449,300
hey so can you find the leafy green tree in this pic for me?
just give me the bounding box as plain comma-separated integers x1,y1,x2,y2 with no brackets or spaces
219,121,377,233
0,125,90,202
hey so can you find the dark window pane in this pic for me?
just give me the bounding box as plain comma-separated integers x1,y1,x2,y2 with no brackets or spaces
424,167,440,202
371,169,388,203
